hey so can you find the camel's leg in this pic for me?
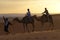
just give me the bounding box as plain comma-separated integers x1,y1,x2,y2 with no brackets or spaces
26,24,29,32
49,20,54,31
51,21,54,30
40,22,44,31
32,23,35,32
23,24,25,32
48,22,51,30
49,16,54,31
41,22,44,28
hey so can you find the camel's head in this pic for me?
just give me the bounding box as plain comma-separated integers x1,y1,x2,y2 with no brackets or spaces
33,15,37,19
13,17,18,21
13,17,23,23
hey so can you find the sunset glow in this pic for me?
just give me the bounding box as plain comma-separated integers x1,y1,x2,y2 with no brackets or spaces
0,0,60,14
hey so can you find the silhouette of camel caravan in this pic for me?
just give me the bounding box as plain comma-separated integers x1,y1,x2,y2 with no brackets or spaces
34,14,54,30
13,8,54,32
13,15,36,32
13,14,54,33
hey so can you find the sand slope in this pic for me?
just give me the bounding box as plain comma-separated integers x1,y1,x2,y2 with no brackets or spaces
0,14,60,40
0,31,60,40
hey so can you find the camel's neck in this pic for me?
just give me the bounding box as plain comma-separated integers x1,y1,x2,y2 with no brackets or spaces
14,18,22,23
34,16,40,21
18,19,22,23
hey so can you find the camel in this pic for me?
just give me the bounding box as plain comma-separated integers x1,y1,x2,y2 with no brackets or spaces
13,15,36,32
34,14,54,30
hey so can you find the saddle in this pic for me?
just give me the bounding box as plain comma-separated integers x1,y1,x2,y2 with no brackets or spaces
41,14,49,21
24,16,33,22
42,14,48,18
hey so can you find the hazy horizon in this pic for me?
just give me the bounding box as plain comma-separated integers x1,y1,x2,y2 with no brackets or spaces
0,0,60,14
0,13,59,17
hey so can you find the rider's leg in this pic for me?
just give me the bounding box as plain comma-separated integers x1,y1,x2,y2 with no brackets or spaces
47,15,49,21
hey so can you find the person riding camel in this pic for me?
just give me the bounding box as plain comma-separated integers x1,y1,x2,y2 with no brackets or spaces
42,8,50,21
26,8,31,20
26,9,31,17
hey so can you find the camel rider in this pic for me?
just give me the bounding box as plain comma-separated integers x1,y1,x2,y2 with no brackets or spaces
42,8,50,21
26,9,31,19
26,9,31,17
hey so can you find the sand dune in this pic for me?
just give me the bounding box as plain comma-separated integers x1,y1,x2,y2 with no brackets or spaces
0,14,60,33
0,31,60,40
0,14,60,40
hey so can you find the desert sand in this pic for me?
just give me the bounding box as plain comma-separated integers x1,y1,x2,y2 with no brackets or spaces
0,14,60,40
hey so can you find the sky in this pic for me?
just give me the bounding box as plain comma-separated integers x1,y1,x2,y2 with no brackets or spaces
0,0,60,14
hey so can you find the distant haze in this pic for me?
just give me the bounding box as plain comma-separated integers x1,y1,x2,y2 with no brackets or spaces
0,14,25,17
0,13,42,17
0,0,60,14
0,13,58,18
